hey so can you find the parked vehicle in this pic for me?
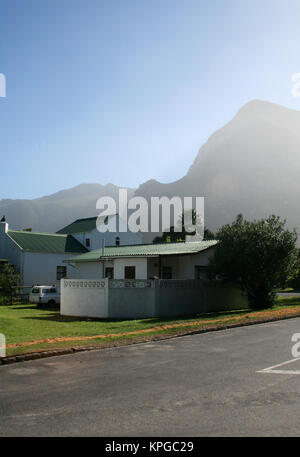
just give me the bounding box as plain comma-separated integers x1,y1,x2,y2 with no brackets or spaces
29,285,60,307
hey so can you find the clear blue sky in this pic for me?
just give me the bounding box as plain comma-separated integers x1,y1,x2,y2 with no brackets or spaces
1,0,300,199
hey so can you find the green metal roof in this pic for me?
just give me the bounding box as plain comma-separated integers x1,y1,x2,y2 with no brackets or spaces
57,217,98,234
57,215,116,234
7,230,88,254
68,240,218,262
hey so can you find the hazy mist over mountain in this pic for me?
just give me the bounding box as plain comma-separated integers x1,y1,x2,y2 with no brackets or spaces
1,100,300,238
0,184,135,233
136,99,300,239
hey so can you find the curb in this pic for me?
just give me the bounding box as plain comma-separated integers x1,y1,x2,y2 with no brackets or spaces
1,312,300,365
0,345,100,365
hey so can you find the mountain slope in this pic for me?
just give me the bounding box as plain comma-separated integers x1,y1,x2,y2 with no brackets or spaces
2,100,300,238
0,183,135,232
135,100,300,238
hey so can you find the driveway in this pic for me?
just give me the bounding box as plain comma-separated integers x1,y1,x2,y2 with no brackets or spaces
1,317,300,436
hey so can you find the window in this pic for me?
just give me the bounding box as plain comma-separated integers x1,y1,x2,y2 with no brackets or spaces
195,265,208,280
85,238,90,248
57,266,67,280
162,266,172,279
125,266,136,279
105,267,114,279
42,288,57,294
116,237,120,247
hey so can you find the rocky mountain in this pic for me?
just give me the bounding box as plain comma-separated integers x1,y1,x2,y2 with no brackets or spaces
135,100,300,240
0,183,135,233
2,100,300,239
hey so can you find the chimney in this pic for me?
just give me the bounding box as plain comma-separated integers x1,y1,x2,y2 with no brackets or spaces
0,217,8,234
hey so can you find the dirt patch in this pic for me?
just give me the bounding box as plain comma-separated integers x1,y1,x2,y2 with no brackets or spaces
7,306,300,349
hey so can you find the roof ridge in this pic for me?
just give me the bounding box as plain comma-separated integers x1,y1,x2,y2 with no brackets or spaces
102,239,217,249
68,239,219,262
8,229,69,237
74,216,97,222
74,214,117,222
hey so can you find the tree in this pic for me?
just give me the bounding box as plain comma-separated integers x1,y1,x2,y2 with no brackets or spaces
286,250,300,290
210,214,298,310
0,264,20,305
153,209,214,243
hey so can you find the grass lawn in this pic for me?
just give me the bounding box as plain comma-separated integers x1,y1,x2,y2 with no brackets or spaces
1,296,300,356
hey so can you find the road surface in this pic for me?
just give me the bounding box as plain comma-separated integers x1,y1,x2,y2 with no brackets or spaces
1,317,300,436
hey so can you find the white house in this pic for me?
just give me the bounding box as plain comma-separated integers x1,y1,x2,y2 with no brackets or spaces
65,240,219,280
0,214,142,287
61,240,248,319
56,214,142,250
0,219,88,287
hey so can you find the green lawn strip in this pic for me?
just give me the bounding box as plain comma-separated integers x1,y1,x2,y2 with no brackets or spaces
1,296,300,357
0,304,248,345
4,317,259,356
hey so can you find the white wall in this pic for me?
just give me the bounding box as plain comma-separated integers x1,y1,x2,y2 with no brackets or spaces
61,278,157,319
113,257,148,279
71,249,215,281
61,278,248,319
159,248,216,279
147,257,160,278
71,261,103,279
178,249,216,279
72,257,148,280
0,224,24,280
61,278,109,318
72,215,142,251
108,280,156,318
22,252,80,286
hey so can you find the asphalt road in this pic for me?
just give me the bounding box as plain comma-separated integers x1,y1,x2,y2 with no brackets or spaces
1,318,300,437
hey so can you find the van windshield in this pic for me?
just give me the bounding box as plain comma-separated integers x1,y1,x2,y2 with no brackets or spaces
31,288,40,294
42,288,56,294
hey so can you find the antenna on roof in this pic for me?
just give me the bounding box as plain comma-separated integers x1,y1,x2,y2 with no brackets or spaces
101,239,105,278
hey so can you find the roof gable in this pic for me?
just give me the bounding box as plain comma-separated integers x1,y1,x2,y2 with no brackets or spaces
56,215,116,234
7,230,88,254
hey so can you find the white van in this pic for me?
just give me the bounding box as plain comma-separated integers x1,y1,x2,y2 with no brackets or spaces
29,285,60,307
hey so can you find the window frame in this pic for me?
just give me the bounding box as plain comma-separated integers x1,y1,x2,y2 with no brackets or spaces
56,265,67,281
105,267,114,279
162,266,172,279
124,266,136,279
